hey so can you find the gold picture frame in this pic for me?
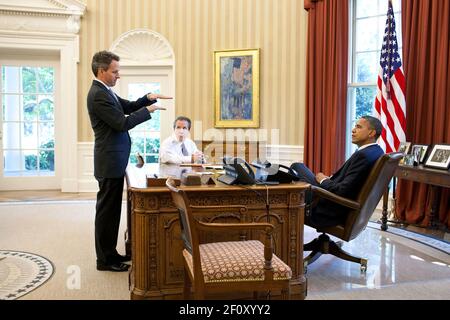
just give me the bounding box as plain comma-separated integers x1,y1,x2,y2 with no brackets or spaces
214,49,260,128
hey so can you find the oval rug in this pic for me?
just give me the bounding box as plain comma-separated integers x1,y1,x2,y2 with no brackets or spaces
0,250,54,300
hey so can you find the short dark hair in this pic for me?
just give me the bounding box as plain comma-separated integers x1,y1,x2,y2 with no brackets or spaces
361,115,382,140
91,50,120,76
173,116,192,130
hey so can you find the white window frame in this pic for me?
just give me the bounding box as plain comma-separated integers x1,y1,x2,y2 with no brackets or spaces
347,0,402,158
0,56,61,189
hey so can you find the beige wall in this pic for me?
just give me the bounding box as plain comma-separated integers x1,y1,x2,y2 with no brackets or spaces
78,0,307,146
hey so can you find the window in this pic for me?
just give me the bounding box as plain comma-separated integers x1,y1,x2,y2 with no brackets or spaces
347,0,402,157
127,82,161,164
1,65,56,176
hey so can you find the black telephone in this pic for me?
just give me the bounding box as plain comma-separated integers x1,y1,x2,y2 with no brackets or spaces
252,160,300,184
217,156,255,185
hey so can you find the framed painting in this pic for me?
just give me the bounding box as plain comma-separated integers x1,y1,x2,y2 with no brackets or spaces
424,144,450,170
214,49,259,128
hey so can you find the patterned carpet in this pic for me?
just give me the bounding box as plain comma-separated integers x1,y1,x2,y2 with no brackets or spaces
0,250,54,300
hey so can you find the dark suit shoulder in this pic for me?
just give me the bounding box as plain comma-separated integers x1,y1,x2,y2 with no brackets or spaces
358,144,384,165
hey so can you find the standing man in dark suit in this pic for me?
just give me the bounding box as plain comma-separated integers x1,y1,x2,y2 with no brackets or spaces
87,50,172,272
291,115,384,227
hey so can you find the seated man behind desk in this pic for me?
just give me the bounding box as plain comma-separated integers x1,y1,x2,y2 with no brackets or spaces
159,116,204,164
290,115,384,228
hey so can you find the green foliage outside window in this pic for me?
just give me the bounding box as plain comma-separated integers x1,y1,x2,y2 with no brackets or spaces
129,137,160,164
25,140,54,171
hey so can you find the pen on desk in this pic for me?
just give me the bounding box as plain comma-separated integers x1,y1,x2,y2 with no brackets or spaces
154,173,158,178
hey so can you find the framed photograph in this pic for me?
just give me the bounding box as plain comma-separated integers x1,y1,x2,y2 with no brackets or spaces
411,144,429,163
424,144,450,170
214,49,260,128
397,141,411,154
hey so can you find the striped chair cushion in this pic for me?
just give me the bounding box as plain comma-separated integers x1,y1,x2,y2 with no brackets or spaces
183,240,292,283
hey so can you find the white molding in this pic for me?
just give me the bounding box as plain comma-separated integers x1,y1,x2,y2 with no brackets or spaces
0,1,84,192
110,29,175,66
0,0,85,16
77,142,98,192
266,144,304,166
0,0,85,34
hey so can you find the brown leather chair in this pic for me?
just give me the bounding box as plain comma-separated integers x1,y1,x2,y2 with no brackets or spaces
303,152,403,272
166,177,292,300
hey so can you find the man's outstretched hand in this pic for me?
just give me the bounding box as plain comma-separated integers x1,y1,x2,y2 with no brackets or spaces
147,105,167,113
147,93,173,100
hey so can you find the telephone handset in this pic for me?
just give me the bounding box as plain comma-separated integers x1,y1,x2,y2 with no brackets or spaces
252,160,300,184
217,156,255,185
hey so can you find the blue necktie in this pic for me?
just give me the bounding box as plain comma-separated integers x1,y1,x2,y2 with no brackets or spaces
109,88,119,103
181,143,189,156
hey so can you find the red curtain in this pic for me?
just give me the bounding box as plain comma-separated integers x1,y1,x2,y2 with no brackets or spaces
396,0,450,228
303,0,348,175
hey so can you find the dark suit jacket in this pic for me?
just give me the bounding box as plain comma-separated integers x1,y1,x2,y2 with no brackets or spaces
87,80,157,178
312,144,384,227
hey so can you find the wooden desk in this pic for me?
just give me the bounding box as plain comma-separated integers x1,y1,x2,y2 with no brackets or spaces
382,164,450,231
125,164,308,300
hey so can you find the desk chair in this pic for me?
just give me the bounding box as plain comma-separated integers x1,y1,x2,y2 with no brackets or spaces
166,178,292,299
304,152,403,272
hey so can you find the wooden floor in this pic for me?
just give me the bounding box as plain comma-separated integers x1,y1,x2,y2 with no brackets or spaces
0,189,448,242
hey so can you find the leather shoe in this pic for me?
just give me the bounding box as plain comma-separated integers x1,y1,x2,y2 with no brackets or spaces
96,262,130,272
113,254,131,263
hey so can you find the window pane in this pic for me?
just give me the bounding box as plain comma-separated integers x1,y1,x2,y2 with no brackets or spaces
392,0,401,12
355,52,378,82
3,150,22,174
24,150,38,171
22,122,38,149
39,150,54,171
23,95,38,121
146,155,158,163
38,67,54,93
38,95,54,120
356,17,379,52
378,0,388,14
39,122,54,148
128,83,161,100
3,94,20,121
146,137,160,154
128,81,162,164
355,87,377,119
130,136,144,155
2,66,20,93
356,0,378,18
22,67,37,93
3,122,20,149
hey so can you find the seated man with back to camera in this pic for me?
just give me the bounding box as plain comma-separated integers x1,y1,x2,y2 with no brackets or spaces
159,116,204,164
290,115,384,228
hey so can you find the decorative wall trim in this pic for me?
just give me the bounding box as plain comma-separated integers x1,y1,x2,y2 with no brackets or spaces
266,144,304,166
77,142,97,192
0,0,84,192
110,29,175,66
0,0,85,34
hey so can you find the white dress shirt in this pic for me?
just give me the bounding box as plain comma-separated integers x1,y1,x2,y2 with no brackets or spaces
159,133,200,164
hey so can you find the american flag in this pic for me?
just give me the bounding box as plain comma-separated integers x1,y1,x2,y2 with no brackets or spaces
374,0,406,153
